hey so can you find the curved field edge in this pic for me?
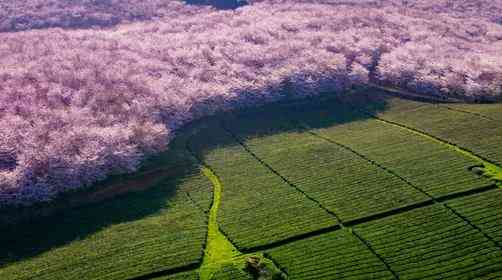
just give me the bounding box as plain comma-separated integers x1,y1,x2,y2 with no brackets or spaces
196,146,287,279
3,0,502,206
0,90,337,224
0,94,502,280
198,166,241,279
1,88,501,221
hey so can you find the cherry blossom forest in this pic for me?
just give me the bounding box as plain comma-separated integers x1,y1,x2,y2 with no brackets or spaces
1,0,501,206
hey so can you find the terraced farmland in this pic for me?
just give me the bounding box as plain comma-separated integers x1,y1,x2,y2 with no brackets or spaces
447,189,502,245
353,204,502,279
365,93,502,166
266,230,395,279
222,112,430,223
0,143,213,280
188,120,337,250
442,103,502,122
1,91,501,279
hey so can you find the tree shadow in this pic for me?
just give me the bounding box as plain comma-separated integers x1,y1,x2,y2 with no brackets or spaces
0,135,202,268
187,87,392,156
0,87,396,271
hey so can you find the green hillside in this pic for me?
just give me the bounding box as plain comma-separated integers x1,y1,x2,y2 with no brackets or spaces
1,91,501,279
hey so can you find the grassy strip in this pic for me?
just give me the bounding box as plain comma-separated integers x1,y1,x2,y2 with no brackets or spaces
199,167,241,280
198,166,287,280
187,120,336,250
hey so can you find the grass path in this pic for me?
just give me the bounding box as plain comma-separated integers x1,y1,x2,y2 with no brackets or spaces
198,166,287,280
199,167,241,279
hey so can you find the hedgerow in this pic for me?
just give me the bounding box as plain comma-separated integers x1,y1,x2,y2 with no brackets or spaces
1,0,501,205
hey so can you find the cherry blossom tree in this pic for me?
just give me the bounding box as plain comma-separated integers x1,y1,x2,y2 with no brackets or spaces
0,0,501,206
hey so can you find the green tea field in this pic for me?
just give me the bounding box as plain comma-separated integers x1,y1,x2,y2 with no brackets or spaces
1,90,501,279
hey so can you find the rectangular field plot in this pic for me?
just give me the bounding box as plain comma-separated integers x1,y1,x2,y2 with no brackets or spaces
446,189,502,244
0,169,211,280
266,229,395,279
188,120,337,250
301,108,492,198
224,113,430,223
354,204,502,279
375,97,502,166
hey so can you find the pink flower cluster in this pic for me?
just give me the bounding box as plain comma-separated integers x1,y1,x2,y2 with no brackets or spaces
1,1,501,206
0,0,210,32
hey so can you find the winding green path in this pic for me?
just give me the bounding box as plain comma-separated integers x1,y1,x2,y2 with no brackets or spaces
2,92,502,280
199,167,241,279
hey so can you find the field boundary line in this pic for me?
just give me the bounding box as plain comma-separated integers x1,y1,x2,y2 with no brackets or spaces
442,105,498,122
299,118,502,253
297,123,436,199
442,203,502,249
241,224,342,253
357,108,502,181
186,192,209,215
242,183,498,253
220,119,400,278
352,110,502,250
219,120,345,224
127,262,200,280
351,229,400,279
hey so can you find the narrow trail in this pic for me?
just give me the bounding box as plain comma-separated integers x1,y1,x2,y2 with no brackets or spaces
198,167,242,279
169,102,502,279
220,120,399,279
186,136,288,280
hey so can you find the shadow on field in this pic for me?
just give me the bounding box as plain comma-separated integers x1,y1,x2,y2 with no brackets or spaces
187,88,392,156
0,88,394,269
0,137,200,267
